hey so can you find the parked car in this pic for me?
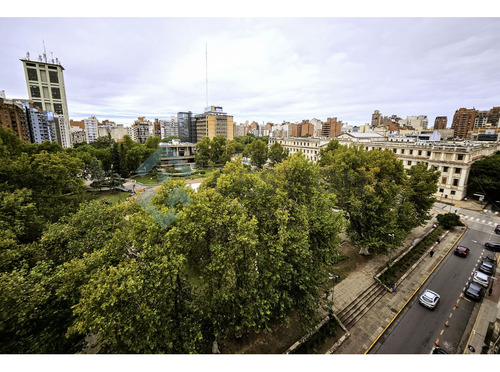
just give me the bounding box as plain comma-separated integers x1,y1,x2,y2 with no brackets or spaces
478,260,495,275
485,241,500,251
464,281,485,301
419,289,440,310
495,224,500,235
432,347,448,354
454,246,470,257
472,271,490,288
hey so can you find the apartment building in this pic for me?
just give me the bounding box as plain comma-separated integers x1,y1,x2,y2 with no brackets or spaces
452,108,477,139
268,137,331,162
434,116,448,130
0,96,30,142
84,116,99,144
132,117,153,143
321,117,342,138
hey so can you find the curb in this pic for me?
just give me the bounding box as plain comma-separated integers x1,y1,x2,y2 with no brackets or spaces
364,225,468,354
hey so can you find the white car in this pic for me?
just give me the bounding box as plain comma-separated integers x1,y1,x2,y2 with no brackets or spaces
472,271,490,288
419,289,440,310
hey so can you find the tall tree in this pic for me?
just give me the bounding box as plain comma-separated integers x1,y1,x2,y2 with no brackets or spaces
244,139,268,168
268,141,289,166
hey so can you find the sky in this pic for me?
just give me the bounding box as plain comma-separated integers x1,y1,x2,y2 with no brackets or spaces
2,2,500,128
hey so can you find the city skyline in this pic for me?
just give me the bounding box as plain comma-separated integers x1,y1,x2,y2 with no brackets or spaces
2,12,500,127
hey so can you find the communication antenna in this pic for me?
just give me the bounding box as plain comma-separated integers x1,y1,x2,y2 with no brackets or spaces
51,52,55,64
42,40,47,62
205,43,209,110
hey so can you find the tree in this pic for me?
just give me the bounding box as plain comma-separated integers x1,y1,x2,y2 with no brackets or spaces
467,152,500,203
244,139,268,168
161,135,179,143
90,135,114,149
268,141,289,166
436,213,464,229
319,142,412,256
145,136,161,150
195,137,211,168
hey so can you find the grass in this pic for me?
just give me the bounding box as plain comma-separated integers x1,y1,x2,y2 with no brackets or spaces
90,191,130,205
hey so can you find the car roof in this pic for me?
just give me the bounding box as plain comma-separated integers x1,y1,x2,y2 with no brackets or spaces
468,282,482,290
480,261,493,268
423,289,439,298
457,246,468,250
475,271,489,279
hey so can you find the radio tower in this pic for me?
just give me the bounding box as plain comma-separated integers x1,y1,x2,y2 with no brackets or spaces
205,43,209,110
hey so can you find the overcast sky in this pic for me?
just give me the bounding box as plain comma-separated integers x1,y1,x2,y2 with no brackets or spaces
2,3,500,127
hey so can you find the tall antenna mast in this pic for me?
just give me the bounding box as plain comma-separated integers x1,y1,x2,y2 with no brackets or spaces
42,40,47,63
205,43,209,110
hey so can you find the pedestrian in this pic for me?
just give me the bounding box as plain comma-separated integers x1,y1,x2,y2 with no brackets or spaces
430,250,434,258
392,284,397,293
489,286,493,296
437,238,441,243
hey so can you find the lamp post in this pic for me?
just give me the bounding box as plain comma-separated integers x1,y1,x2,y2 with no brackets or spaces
328,273,340,303
388,233,395,262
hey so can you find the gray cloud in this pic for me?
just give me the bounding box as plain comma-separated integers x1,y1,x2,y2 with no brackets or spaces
1,17,500,126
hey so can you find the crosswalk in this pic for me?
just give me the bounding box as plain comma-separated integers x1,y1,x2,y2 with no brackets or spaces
459,214,498,225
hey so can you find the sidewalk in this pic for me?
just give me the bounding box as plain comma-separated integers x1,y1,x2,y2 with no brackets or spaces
329,197,500,354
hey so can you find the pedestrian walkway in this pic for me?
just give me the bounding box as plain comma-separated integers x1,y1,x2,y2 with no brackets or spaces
332,221,464,353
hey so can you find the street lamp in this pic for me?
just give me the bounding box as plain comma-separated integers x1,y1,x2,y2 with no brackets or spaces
388,233,395,261
328,272,340,303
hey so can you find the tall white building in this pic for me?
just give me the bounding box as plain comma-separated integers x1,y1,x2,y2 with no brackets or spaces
53,113,72,148
84,116,99,144
20,52,70,125
160,116,179,138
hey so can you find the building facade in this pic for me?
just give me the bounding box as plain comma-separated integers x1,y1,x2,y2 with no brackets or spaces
452,108,477,139
84,116,99,144
321,117,342,138
195,106,233,141
434,116,448,130
178,111,197,143
0,97,31,142
270,134,500,201
132,117,153,143
20,53,70,124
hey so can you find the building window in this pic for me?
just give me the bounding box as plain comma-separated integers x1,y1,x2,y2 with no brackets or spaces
441,177,447,184
53,103,63,115
439,188,444,193
30,85,41,98
407,161,412,166
418,150,422,156
454,167,461,174
27,68,38,81
453,179,459,186
401,149,405,154
450,190,456,195
32,102,43,111
409,149,413,155
443,166,449,172
51,87,61,99
49,71,59,83
457,154,464,161
427,151,431,156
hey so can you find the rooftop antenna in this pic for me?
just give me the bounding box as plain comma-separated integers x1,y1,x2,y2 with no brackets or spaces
51,52,54,64
42,40,47,63
205,42,209,110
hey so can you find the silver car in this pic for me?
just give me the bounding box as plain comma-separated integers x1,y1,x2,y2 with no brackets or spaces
419,289,440,310
472,271,490,288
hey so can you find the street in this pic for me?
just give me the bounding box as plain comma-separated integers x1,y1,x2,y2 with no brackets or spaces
372,208,500,354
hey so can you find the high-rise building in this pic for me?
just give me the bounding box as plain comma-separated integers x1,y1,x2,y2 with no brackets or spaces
132,117,153,143
474,111,489,128
195,106,233,141
20,52,70,125
321,117,342,138
160,116,178,139
25,107,55,144
53,113,72,148
84,116,99,144
434,116,448,130
178,111,196,142
371,110,383,127
451,108,477,139
0,96,31,142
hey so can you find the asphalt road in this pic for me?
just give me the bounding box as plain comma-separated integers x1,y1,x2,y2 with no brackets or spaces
373,213,500,354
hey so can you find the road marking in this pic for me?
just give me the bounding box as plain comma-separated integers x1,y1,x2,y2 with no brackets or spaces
440,329,444,335
449,313,453,318
482,220,486,223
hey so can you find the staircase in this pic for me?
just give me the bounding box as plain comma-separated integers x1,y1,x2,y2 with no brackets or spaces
336,281,386,329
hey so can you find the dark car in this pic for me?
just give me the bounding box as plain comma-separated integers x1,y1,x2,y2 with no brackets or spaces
478,260,495,276
432,347,449,354
485,241,500,252
454,246,470,257
495,225,500,235
464,281,485,301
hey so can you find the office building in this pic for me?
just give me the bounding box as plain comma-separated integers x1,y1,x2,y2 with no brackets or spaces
178,111,197,143
195,106,233,141
20,52,70,125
